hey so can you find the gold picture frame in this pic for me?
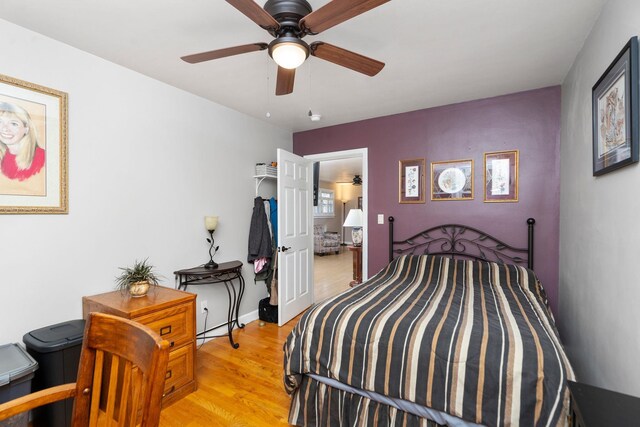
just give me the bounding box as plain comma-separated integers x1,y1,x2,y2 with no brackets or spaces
431,159,474,201
0,74,68,214
399,158,426,204
484,150,519,203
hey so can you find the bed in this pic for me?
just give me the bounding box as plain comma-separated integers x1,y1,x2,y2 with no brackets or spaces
283,217,575,426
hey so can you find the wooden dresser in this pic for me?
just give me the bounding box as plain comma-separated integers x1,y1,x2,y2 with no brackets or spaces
82,286,196,407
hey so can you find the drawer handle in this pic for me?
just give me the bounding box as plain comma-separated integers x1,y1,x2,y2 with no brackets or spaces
160,325,172,336
169,341,175,348
163,386,175,398
165,369,172,380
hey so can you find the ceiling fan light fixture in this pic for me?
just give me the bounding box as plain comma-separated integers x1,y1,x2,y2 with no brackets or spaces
269,37,309,69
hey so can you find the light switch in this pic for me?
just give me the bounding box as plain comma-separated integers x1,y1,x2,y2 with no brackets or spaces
377,214,384,225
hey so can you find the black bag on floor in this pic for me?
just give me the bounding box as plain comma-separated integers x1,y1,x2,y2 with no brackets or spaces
258,297,278,323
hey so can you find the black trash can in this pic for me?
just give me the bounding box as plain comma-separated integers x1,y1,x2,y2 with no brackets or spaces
23,320,85,427
0,343,38,427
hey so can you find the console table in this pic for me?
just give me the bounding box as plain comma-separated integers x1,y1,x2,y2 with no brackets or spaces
173,260,245,349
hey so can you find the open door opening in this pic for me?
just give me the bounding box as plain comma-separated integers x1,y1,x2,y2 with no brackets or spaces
304,149,368,302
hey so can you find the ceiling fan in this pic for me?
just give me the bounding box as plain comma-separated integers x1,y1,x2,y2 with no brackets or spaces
181,0,390,96
337,175,362,186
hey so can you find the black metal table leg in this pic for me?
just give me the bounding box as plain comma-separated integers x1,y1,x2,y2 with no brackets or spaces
235,274,246,329
222,280,239,349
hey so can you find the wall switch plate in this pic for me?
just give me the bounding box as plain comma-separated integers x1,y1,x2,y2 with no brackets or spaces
378,214,384,225
200,300,208,314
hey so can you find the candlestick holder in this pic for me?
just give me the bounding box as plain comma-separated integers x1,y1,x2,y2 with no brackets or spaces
204,216,219,269
205,230,219,269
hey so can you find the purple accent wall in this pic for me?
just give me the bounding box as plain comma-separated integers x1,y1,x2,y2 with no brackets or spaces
294,86,562,316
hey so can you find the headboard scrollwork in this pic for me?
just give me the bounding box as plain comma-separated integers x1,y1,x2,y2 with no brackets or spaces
389,217,535,269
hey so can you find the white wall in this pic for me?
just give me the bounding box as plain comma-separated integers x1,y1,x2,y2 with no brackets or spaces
0,20,291,344
560,0,640,396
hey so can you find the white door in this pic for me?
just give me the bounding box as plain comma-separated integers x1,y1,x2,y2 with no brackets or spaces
277,149,314,326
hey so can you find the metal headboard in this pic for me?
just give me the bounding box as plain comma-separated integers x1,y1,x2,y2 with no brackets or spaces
389,217,535,269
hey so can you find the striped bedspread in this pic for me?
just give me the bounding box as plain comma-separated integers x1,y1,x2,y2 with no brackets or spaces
284,255,574,426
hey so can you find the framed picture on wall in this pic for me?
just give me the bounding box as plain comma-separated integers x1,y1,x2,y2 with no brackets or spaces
592,36,639,176
484,150,519,202
431,159,473,201
0,73,68,214
398,158,426,203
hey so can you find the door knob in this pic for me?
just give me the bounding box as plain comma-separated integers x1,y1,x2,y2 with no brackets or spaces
280,246,291,252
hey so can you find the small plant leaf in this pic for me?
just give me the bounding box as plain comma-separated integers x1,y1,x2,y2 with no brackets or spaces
114,258,162,291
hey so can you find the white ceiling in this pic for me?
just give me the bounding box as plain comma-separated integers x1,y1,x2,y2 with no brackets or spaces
0,0,605,132
318,158,362,183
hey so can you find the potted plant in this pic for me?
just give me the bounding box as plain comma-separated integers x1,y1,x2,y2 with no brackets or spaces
115,259,162,297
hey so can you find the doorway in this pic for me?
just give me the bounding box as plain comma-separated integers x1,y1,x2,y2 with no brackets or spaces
305,149,368,301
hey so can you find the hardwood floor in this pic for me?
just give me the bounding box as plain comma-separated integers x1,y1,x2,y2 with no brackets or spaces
159,250,351,426
160,316,299,426
314,248,352,302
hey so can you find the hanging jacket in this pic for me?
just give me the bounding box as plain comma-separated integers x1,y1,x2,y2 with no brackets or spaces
269,197,278,247
248,196,273,263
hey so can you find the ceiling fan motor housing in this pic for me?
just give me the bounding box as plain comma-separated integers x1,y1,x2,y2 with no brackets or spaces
264,0,312,30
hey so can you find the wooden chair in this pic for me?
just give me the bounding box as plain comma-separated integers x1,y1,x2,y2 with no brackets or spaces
0,312,170,426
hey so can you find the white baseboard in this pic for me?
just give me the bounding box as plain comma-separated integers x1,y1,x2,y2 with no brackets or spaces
239,309,259,325
196,309,260,345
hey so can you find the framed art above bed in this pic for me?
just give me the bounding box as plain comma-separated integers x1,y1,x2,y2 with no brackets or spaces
484,150,519,202
431,159,473,201
398,158,426,204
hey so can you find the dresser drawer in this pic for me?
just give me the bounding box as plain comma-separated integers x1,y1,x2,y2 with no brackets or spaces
163,344,194,397
134,303,194,348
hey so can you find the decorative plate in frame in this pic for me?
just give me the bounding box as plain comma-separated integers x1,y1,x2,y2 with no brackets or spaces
431,159,473,201
484,150,519,202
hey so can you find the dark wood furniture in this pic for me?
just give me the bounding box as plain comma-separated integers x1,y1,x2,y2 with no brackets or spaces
567,380,640,427
173,260,245,349
0,312,170,426
348,245,362,287
82,287,196,407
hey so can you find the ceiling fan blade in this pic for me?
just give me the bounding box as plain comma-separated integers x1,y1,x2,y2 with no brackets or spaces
226,0,280,32
276,67,295,96
300,0,390,35
310,42,384,76
181,43,268,64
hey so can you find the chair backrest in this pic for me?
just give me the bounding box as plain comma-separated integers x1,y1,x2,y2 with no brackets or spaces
71,312,170,427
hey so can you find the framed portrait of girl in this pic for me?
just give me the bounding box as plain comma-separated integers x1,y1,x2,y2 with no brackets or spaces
0,74,68,214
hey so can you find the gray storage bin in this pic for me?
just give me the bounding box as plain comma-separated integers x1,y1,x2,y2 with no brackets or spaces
0,343,38,427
